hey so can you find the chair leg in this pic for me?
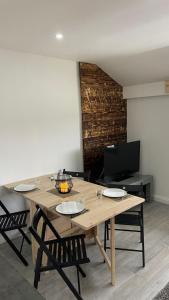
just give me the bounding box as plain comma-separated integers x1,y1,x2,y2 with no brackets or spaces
107,222,109,240
141,224,145,267
18,228,31,245
58,267,83,300
138,210,142,243
78,266,86,278
141,204,145,267
20,236,25,253
1,231,28,266
139,230,142,243
76,266,81,295
34,249,43,289
104,222,107,252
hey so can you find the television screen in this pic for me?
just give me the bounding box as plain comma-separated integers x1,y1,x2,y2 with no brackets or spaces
104,141,140,180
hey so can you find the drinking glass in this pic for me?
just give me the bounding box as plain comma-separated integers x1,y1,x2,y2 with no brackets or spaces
96,188,103,199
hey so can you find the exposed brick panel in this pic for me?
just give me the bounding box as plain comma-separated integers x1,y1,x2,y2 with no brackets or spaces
79,62,127,173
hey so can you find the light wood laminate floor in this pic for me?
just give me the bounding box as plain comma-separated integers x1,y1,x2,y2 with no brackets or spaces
1,201,169,300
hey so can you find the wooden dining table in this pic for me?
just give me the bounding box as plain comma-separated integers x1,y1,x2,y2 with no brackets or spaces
5,174,144,286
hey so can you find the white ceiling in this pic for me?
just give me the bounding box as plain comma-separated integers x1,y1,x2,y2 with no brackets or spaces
1,0,169,85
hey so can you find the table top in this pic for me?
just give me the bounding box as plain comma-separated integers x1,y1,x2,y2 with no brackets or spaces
5,174,145,230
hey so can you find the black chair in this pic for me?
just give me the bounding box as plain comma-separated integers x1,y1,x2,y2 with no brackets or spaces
0,200,31,266
104,184,145,267
63,169,91,182
29,205,90,300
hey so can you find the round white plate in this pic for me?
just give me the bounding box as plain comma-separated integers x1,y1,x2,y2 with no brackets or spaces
56,201,85,215
14,184,36,192
103,188,127,198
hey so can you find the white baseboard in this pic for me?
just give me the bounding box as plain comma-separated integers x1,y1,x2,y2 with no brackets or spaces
154,194,169,205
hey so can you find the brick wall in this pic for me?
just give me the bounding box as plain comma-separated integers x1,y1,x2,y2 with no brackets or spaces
79,62,127,178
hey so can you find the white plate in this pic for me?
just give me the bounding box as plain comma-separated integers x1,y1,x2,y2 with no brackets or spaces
103,188,127,198
56,201,85,215
14,184,36,192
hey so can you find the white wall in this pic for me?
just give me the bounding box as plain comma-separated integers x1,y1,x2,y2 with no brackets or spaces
124,81,166,99
0,48,83,185
127,96,169,204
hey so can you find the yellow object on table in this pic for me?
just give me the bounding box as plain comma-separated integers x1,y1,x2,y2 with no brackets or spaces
59,181,69,193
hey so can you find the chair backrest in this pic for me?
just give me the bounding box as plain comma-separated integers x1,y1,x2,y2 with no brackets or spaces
63,169,91,182
29,206,64,270
106,183,144,197
29,206,61,245
0,200,10,215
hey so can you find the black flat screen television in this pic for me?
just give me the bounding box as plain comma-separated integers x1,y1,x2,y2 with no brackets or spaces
104,141,140,181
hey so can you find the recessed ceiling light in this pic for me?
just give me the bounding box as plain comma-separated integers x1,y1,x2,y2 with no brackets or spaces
56,33,63,40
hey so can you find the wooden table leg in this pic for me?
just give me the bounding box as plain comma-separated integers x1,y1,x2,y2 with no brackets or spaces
29,201,45,265
94,225,99,240
110,217,116,286
29,201,38,265
94,225,111,270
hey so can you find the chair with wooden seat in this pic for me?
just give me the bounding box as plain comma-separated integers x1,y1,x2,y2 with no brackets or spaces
29,205,90,300
104,184,145,267
0,200,31,266
63,169,91,182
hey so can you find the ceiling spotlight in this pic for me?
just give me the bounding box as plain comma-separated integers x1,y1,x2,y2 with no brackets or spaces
56,33,63,40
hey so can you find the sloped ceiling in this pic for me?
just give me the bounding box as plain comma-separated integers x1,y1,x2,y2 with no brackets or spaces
0,0,169,85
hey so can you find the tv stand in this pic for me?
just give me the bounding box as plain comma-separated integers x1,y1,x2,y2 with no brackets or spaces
114,175,133,182
97,174,153,202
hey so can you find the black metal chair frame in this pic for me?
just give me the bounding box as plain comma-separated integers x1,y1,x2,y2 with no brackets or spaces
29,205,90,300
0,200,31,266
63,169,91,182
104,184,145,267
